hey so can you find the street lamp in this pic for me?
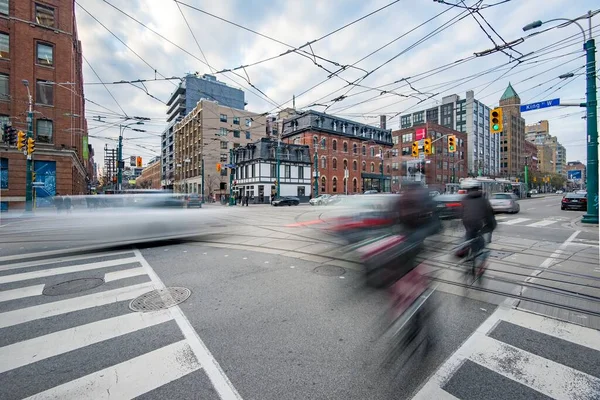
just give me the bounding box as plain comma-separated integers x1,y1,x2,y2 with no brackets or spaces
117,121,145,191
523,10,598,224
21,80,34,211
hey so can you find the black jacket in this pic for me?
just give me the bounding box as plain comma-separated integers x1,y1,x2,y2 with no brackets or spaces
462,191,496,233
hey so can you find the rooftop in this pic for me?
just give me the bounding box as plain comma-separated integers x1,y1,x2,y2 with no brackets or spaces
500,82,519,101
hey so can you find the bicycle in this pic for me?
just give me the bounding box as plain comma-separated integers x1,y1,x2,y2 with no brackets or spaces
453,231,491,285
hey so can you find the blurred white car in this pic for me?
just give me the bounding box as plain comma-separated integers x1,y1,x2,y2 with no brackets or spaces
309,194,331,206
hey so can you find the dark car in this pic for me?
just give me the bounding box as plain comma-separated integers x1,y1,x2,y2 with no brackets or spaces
186,193,202,208
432,193,465,220
561,193,587,211
272,196,300,206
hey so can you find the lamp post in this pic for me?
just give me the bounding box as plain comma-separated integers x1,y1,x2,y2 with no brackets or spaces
523,10,598,223
117,121,145,192
22,80,34,212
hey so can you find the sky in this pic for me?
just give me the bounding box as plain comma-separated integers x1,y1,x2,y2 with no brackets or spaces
75,0,599,169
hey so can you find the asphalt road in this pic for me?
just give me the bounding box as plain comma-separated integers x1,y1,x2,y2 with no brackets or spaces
0,195,598,399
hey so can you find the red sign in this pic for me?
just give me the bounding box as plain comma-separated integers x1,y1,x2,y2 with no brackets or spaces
415,128,426,141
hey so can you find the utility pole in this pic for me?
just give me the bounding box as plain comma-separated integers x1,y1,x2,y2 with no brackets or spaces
276,134,281,198
313,145,319,197
524,156,530,194
229,147,235,206
22,80,34,212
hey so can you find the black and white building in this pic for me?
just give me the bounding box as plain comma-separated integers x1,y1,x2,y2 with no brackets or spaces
232,138,312,203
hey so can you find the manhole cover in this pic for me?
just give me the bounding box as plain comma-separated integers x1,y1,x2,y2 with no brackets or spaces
129,287,191,312
43,278,104,296
313,265,346,276
488,250,513,259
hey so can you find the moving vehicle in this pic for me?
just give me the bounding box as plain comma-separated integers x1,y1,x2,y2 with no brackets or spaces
271,196,300,206
431,193,465,220
364,190,379,195
561,192,587,211
186,193,202,208
489,192,520,214
309,194,331,206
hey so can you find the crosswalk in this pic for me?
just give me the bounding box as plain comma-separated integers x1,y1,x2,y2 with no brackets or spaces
0,250,241,400
412,307,600,400
495,215,569,228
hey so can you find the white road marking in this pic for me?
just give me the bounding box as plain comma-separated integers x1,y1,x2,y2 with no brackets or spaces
0,257,140,284
470,336,600,400
24,340,201,400
104,267,147,282
0,284,45,303
0,282,154,329
0,310,172,374
494,215,509,220
0,250,135,272
134,249,243,400
498,218,530,225
526,220,558,227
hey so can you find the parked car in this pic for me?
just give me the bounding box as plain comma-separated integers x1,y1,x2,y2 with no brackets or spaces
432,193,465,220
309,194,331,206
489,192,520,214
364,190,379,195
272,196,300,206
556,190,564,194
186,193,202,208
561,192,587,211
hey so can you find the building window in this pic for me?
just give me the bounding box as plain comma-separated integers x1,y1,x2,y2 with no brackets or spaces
370,147,375,157
332,158,337,169
343,142,348,152
0,73,8,100
362,145,366,156
353,143,357,154
233,117,240,125
0,114,8,128
36,119,53,143
270,163,276,177
0,157,7,189
353,178,358,192
36,3,55,27
370,163,375,172
401,133,413,143
353,160,357,171
233,130,240,138
362,161,366,171
343,159,348,170
332,177,337,193
313,136,318,147
220,114,227,122
321,156,327,168
321,176,326,193
320,138,326,149
392,149,398,157
284,165,291,178
220,141,228,149
0,33,8,58
220,154,228,162
386,165,391,173
220,127,227,136
392,136,399,145
245,118,251,127
245,131,251,139
298,166,304,179
36,42,53,66
0,0,7,16
36,80,53,106
332,140,337,152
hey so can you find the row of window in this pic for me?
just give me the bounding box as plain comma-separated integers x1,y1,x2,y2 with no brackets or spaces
318,176,360,194
0,2,56,27
0,32,55,66
218,127,251,139
0,116,53,143
0,72,54,106
219,114,252,127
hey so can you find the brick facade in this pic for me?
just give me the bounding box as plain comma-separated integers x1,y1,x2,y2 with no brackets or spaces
0,0,91,210
136,159,161,189
392,122,468,192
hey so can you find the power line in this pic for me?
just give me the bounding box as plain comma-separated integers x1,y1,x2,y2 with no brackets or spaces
173,0,214,74
82,54,129,117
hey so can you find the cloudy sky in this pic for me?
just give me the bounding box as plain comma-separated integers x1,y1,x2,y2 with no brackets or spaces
75,0,598,167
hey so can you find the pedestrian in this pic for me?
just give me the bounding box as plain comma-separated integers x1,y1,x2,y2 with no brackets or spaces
64,195,72,213
54,193,64,214
245,195,249,206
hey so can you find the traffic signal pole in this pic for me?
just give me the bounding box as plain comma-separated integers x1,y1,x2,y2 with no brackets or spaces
582,35,598,223
25,88,34,212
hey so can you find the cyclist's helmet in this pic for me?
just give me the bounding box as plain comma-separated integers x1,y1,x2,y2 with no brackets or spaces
460,179,482,191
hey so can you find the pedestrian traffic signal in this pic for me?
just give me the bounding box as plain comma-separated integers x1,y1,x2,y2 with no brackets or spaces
17,130,26,151
216,163,222,172
423,138,432,155
32,171,36,181
411,141,419,157
490,107,503,133
26,137,35,155
448,135,456,153
8,127,17,145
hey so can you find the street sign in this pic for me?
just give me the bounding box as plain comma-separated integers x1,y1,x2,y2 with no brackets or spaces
415,128,426,141
224,163,236,169
519,98,560,112
568,170,582,181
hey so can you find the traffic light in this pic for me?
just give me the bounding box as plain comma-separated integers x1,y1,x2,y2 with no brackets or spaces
448,135,456,153
17,130,26,151
1,125,8,143
32,171,37,181
423,138,432,155
216,163,222,172
273,180,278,186
8,128,17,145
411,141,419,157
490,107,503,133
26,137,35,155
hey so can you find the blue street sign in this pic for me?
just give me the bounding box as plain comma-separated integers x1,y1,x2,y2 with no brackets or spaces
519,98,560,112
224,163,236,169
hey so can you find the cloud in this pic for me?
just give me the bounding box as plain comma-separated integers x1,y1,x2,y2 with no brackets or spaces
76,0,596,166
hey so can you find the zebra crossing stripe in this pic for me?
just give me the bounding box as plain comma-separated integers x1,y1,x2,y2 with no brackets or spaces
498,218,530,225
526,220,558,227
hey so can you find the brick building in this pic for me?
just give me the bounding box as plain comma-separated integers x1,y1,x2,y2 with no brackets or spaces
524,139,539,173
392,122,468,192
499,83,526,178
0,0,91,211
281,110,393,194
135,157,161,189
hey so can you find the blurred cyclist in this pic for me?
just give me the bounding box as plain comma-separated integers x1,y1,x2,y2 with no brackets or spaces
460,179,496,254
397,181,439,239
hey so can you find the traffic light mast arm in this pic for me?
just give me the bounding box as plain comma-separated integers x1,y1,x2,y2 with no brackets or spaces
430,134,452,144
